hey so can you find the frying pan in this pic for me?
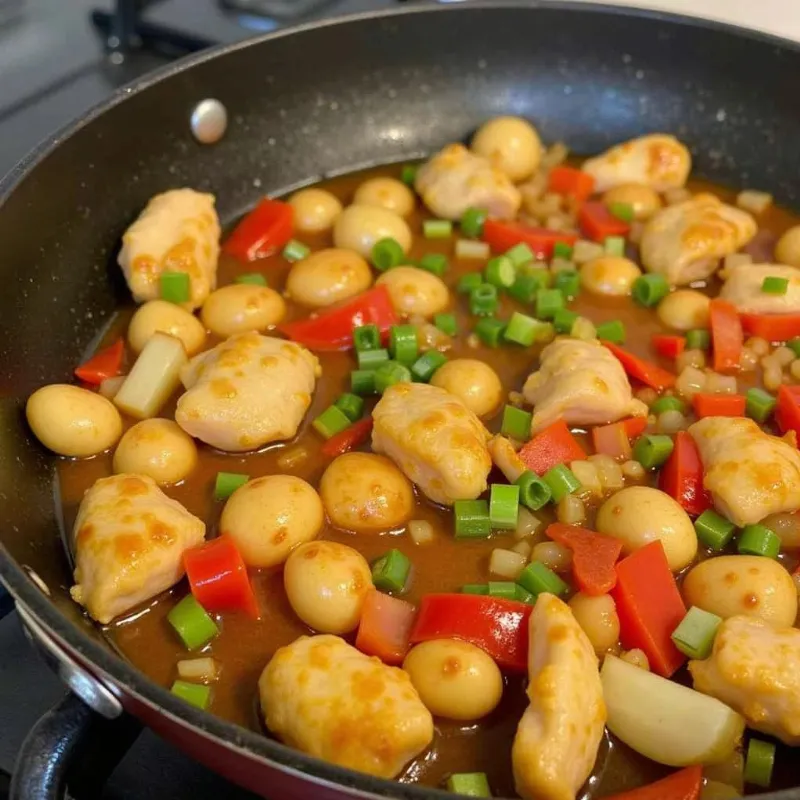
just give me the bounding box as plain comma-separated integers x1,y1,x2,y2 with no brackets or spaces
1,3,799,798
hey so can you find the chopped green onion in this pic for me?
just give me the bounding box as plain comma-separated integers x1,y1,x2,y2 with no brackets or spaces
371,549,411,594
633,434,674,470
389,324,418,365
650,396,684,415
508,272,549,303
410,350,447,382
501,405,532,441
694,509,736,551
632,274,669,307
553,308,579,335
168,595,219,651
474,317,506,347
487,581,518,600
434,313,457,336
456,239,491,260
357,348,390,370
235,273,267,286
334,393,364,423
374,361,412,393
423,219,453,239
671,606,722,659
738,524,781,559
504,312,547,346
505,243,535,268
762,276,789,295
418,252,448,277
489,484,520,530
171,680,212,710
788,337,800,358
454,499,491,539
604,235,626,256
553,241,574,259
608,202,635,223
350,369,376,395
518,561,569,598
514,585,535,604
746,387,776,423
461,583,490,595
312,405,352,439
553,270,580,299
457,272,483,294
542,464,581,502
744,738,776,788
595,319,626,344
485,256,516,288
470,283,499,316
460,207,488,238
353,324,381,352
371,237,405,271
446,772,491,797
401,164,418,185
282,239,310,262
214,471,249,500
515,470,552,511
536,288,565,320
160,271,191,304
686,329,710,351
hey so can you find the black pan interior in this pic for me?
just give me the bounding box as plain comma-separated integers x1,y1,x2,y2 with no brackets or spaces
1,3,799,798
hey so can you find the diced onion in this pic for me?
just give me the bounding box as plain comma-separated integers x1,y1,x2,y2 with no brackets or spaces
514,507,543,540
657,410,687,434
676,349,706,372
573,240,605,264
177,657,219,683
736,189,773,215
701,781,742,800
676,365,706,397
621,460,646,480
531,541,572,573
455,239,490,260
619,648,649,671
635,387,658,405
99,375,126,399
557,494,585,524
276,446,308,470
511,540,532,559
588,454,624,491
704,751,745,795
570,460,602,498
704,372,737,395
408,519,435,545
489,548,527,580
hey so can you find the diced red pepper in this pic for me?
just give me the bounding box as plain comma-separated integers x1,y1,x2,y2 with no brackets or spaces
482,219,578,260
74,339,124,385
709,299,743,373
321,417,373,458
776,385,800,440
223,198,293,262
518,419,586,475
740,312,800,342
621,416,648,440
547,166,596,203
611,541,687,678
355,590,416,666
603,342,676,390
578,201,630,241
546,522,623,596
183,535,259,619
592,421,633,461
691,393,746,419
600,766,702,800
651,334,686,360
658,431,711,516
410,593,531,672
279,286,397,351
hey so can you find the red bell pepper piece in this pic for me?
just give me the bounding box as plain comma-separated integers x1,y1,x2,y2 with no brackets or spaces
482,219,578,260
651,334,686,360
691,392,746,419
621,416,648,440
611,540,687,678
74,339,124,385
709,299,743,373
183,535,259,619
740,312,800,342
410,593,531,672
600,766,702,800
775,385,800,439
321,417,373,458
658,431,711,516
578,201,630,241
355,590,416,666
518,419,586,475
279,286,397,351
603,342,676,390
547,166,595,203
546,523,623,596
223,198,293,262
591,421,633,461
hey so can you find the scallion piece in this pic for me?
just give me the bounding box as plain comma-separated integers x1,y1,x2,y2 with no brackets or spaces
608,202,635,223
535,288,564,320
389,324,418,365
505,242,535,268
485,255,516,288
489,484,520,530
504,312,545,346
789,337,800,358
418,252,448,277
692,509,734,551
357,347,390,370
371,237,405,271
633,434,674,470
745,739,776,788
334,393,364,423
515,470,552,511
762,276,789,295
595,319,626,344
460,207,488,238
487,581,518,600
446,772,491,797
501,405,532,441
738,524,781,559
167,595,219,651
474,317,506,347
171,680,212,710
746,387,776,423
351,369,376,395
456,239,491,260
423,219,453,239
461,583,490,595
410,350,447,382
353,324,380,352
651,396,685,415
214,471,249,500
671,606,722,659
470,283,499,316
604,235,626,256
553,269,580,299
371,549,411,594
313,405,352,439
542,464,581,502
235,273,267,286
553,308,579,335
454,499,491,539
553,241,573,259
514,585,535,604
457,272,483,294
282,238,310,262
518,561,569,598
160,271,191,304
374,361,411,394
508,272,549,304
401,164,418,185
632,274,669,307
686,329,710,351
434,313,457,336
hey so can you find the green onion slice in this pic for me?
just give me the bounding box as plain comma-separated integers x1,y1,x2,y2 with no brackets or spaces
518,561,569,598
167,595,219,651
515,470,552,511
632,274,669,307
454,499,491,539
371,549,411,594
542,464,581,502
633,434,674,470
334,393,364,423
312,405,352,439
671,606,722,659
423,219,453,239
282,239,310,262
737,524,781,558
374,361,411,394
694,509,736,551
371,237,405,271
214,471,249,500
171,679,212,710
501,405,532,441
160,271,191,304
489,484,520,530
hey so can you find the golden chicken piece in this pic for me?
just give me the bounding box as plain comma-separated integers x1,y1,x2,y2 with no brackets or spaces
640,194,756,286
689,616,800,746
175,333,320,452
414,143,521,221
523,338,647,433
371,382,491,506
720,263,800,314
258,635,433,778
513,593,606,800
70,474,205,624
118,189,220,310
689,416,800,526
581,134,691,192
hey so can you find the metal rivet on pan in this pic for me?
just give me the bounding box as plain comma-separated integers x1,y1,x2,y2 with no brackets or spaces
190,98,228,144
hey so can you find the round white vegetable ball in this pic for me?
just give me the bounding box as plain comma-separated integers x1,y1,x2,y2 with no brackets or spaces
471,116,543,182
353,177,415,217
112,418,197,485
288,188,342,233
285,248,373,309
430,359,502,418
201,284,286,338
128,300,206,355
376,266,450,319
333,204,412,260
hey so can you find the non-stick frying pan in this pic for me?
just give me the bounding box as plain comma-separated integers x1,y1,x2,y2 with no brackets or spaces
1,3,799,798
